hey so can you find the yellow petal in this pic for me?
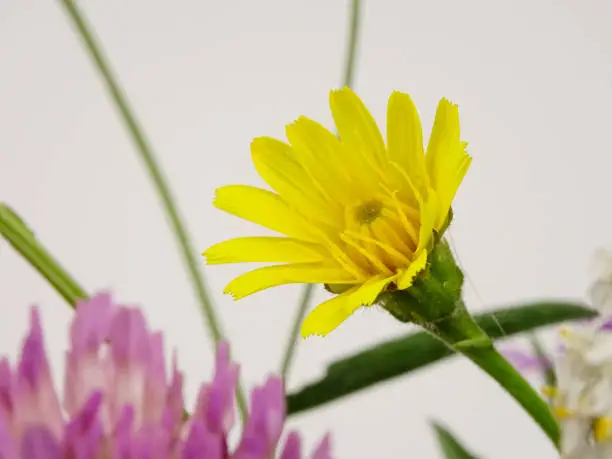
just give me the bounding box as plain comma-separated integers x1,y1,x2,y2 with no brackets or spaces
285,118,361,207
329,88,386,169
250,137,334,224
203,237,325,264
425,99,472,228
396,248,428,290
300,275,396,337
213,185,318,242
224,263,355,300
416,190,439,255
386,92,429,193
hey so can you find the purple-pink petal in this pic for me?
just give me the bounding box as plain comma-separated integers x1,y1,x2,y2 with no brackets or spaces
501,348,552,373
62,391,103,459
108,308,151,365
207,341,238,434
20,426,62,459
310,434,332,459
600,317,612,331
165,354,185,429
279,432,302,459
0,293,335,459
234,375,286,459
69,293,114,357
13,308,63,438
0,358,13,419
182,420,223,459
0,416,18,459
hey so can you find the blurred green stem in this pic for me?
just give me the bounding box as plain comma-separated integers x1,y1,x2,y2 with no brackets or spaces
279,0,363,380
280,285,315,381
342,0,362,88
57,0,247,421
0,205,88,306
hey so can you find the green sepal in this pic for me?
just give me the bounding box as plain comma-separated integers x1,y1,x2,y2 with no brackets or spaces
379,238,465,332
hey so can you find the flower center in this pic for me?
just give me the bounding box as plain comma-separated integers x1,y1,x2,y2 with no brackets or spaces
354,199,383,225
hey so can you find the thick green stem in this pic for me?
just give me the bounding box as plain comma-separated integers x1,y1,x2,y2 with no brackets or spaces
57,0,247,420
382,291,560,449
461,343,559,446
0,205,88,307
437,309,560,446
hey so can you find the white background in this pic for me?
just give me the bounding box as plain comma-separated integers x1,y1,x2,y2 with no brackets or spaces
1,1,612,457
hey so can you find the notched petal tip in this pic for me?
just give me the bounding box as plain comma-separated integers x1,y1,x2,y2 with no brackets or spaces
284,115,320,142
299,318,328,339
222,286,239,301
388,90,416,104
329,86,353,97
202,243,233,265
438,97,458,109
299,315,336,339
328,87,360,111
300,330,325,340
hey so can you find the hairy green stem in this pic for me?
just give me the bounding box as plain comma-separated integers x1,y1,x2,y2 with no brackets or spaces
382,291,560,449
438,310,559,446
57,0,247,420
279,0,363,380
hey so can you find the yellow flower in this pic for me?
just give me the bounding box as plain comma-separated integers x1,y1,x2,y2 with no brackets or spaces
204,88,471,337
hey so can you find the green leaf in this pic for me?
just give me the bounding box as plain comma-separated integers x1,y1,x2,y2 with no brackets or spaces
432,422,479,459
287,301,595,416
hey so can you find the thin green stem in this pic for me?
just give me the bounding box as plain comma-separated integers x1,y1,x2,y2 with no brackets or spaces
278,0,363,380
280,285,315,381
342,0,362,89
57,0,247,421
0,205,88,306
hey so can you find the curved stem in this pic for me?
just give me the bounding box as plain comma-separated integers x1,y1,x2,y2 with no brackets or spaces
459,344,560,447
379,241,560,448
421,302,560,449
57,0,247,421
279,0,363,380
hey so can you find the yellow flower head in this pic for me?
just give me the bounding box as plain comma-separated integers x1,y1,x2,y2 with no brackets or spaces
204,88,471,337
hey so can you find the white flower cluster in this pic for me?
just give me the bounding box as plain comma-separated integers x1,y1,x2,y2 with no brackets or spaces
552,250,612,459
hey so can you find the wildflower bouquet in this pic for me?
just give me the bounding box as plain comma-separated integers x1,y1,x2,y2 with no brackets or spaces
0,1,606,458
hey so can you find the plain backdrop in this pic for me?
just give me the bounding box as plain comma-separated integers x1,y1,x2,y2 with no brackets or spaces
1,1,612,457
